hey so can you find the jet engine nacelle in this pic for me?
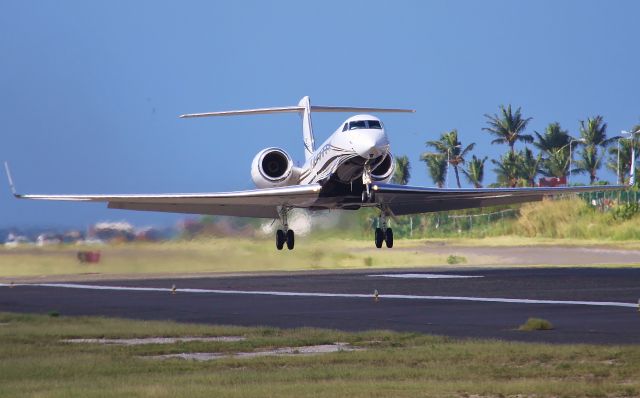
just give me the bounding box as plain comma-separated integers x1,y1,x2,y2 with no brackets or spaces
251,147,300,188
371,153,395,183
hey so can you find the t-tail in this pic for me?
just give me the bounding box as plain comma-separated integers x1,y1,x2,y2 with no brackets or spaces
179,96,414,162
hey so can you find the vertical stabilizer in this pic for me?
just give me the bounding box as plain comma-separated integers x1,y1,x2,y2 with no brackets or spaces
298,96,315,161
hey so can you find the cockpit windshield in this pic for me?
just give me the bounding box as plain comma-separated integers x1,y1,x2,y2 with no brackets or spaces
367,120,382,129
349,120,367,130
347,120,383,130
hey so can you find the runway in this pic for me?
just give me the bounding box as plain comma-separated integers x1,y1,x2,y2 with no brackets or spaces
1,267,639,344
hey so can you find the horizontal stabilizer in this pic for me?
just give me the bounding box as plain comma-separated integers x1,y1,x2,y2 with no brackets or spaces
310,106,414,113
180,103,414,118
180,106,305,118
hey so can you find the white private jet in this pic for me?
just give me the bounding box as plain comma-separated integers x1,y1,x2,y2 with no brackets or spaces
5,96,636,250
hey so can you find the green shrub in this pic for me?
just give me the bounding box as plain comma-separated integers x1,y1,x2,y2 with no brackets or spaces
446,255,466,265
611,202,640,221
518,317,553,331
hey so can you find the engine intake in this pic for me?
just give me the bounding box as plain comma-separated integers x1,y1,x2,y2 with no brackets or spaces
371,154,394,182
251,148,299,188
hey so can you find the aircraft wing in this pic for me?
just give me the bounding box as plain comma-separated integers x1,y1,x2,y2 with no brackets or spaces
371,183,627,216
10,183,322,218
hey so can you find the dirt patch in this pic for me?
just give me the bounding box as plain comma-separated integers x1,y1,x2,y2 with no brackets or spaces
145,343,360,361
64,336,245,345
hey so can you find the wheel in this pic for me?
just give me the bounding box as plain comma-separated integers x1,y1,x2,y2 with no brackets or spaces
374,228,384,248
385,228,394,248
361,189,375,203
276,229,285,250
286,229,295,250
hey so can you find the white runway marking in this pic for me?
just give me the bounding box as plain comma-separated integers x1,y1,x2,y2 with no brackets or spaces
369,273,483,279
0,283,636,309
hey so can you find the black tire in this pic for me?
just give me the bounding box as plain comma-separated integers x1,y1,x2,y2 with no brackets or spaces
286,229,295,250
276,229,285,250
385,228,394,248
361,190,368,203
374,228,384,248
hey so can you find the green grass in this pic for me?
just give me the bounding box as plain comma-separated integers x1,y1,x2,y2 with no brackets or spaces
2,235,640,279
0,312,639,397
0,238,455,278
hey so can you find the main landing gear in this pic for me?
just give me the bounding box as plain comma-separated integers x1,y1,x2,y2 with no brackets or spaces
374,211,393,249
275,207,295,250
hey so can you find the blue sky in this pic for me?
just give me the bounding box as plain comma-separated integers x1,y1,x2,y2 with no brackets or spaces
1,0,639,228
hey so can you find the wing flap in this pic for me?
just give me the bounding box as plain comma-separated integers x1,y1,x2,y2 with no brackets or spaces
108,202,279,218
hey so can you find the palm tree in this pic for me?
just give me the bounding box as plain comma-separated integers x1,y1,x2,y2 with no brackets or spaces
483,105,533,153
534,122,572,178
575,145,603,184
420,153,446,188
391,155,411,185
425,129,475,188
462,155,487,188
543,149,571,179
519,147,542,187
579,116,614,147
492,151,521,188
575,116,616,184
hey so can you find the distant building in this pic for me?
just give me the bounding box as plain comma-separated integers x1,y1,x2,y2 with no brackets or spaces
36,233,62,246
4,233,31,248
539,176,567,187
89,221,135,242
135,227,167,241
62,230,84,244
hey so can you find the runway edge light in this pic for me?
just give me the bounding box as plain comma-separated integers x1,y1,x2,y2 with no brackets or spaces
374,289,379,303
171,284,177,295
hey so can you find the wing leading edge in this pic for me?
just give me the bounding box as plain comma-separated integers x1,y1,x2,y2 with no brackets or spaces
11,183,322,219
372,183,629,216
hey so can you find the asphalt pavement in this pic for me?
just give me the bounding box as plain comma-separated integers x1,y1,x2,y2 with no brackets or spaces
1,267,639,344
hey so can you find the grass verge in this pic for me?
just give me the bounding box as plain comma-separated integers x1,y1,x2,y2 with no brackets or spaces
1,236,640,279
0,312,639,397
0,238,451,278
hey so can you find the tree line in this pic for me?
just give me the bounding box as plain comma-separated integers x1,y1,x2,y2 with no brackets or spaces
392,105,640,188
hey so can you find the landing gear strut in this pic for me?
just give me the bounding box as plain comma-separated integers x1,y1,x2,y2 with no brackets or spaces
361,163,374,203
275,207,295,250
374,210,393,249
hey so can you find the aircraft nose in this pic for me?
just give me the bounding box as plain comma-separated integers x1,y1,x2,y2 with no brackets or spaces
353,133,387,159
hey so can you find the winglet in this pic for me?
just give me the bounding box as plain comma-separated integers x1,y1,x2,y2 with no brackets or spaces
3,161,18,197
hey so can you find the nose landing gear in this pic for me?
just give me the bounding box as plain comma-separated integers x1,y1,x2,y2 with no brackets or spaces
361,163,375,203
275,207,295,250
